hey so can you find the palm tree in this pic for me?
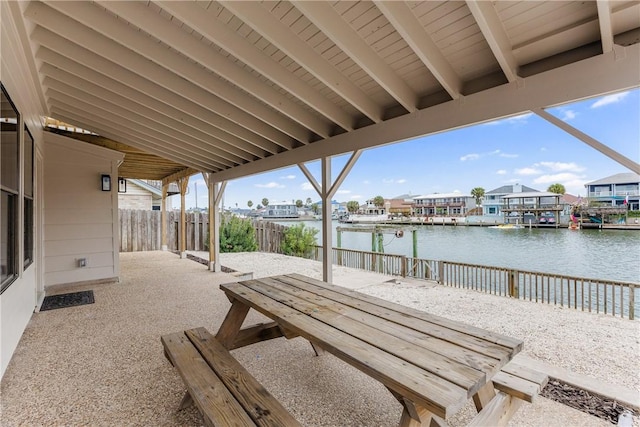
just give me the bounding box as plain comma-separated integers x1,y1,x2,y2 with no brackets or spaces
262,197,269,207
295,199,303,208
372,195,385,208
347,201,360,213
548,183,566,194
247,200,253,209
471,187,485,206
305,197,312,207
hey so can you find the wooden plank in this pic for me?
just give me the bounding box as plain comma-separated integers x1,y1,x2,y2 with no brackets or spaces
467,391,523,427
244,277,486,394
501,360,549,388
284,273,523,352
160,331,256,427
186,328,301,427
273,274,518,362
219,282,468,419
229,322,288,350
215,299,250,348
492,371,540,403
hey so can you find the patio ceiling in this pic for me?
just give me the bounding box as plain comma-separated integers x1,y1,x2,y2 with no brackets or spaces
11,1,640,183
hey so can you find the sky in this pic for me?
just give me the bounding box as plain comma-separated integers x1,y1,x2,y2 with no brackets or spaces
176,88,640,210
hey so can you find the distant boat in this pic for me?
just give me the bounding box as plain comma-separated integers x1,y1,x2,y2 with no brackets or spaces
489,224,525,229
339,214,389,223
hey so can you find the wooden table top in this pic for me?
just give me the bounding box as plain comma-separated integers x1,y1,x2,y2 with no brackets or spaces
220,273,523,419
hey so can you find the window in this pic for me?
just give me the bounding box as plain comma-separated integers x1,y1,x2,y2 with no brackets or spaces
24,127,34,268
1,84,20,292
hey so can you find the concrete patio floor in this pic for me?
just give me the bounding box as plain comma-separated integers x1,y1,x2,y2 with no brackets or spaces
0,251,630,426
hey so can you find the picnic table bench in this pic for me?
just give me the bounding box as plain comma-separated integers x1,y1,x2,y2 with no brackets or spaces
163,273,547,426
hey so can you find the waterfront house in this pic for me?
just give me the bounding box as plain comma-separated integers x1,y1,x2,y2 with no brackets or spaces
585,173,640,211
412,192,476,217
263,203,299,219
2,0,637,384
483,184,539,217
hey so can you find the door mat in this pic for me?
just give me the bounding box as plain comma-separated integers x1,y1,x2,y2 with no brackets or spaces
40,290,95,311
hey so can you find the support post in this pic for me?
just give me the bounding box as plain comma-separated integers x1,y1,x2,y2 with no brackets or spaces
161,183,168,251
177,177,190,258
205,173,226,272
321,157,332,283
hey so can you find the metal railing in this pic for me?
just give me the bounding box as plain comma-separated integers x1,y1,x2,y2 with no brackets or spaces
309,246,638,319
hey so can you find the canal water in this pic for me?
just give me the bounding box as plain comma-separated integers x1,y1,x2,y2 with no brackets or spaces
276,221,640,283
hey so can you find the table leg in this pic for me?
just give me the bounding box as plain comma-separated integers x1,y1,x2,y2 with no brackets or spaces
387,388,448,427
215,299,250,349
472,382,496,412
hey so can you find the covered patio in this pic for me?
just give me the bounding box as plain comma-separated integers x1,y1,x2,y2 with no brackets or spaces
1,251,637,426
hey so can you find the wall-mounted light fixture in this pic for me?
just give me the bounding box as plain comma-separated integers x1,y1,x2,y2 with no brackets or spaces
118,177,127,193
101,174,111,191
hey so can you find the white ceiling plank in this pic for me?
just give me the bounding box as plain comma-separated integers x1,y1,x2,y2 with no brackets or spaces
97,0,320,142
44,77,248,166
24,2,290,154
375,1,461,100
41,65,267,161
50,107,220,172
208,44,640,182
295,1,418,113
161,0,357,131
47,89,236,169
36,47,272,161
466,0,519,82
596,1,614,53
215,0,382,124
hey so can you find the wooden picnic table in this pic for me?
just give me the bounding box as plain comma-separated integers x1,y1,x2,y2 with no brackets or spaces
216,273,529,426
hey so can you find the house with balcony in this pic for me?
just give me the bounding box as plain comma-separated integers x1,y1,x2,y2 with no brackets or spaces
584,173,640,211
483,184,539,216
412,192,476,217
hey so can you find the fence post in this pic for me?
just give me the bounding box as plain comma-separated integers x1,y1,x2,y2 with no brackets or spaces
630,285,635,320
438,261,444,284
401,256,407,278
508,270,519,298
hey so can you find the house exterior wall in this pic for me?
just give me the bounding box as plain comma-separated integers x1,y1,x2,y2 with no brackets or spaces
44,133,123,287
118,181,153,210
1,1,46,379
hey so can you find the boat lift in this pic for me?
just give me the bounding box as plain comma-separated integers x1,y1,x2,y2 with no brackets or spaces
336,225,419,257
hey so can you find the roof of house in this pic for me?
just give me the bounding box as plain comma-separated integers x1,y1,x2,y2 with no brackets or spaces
486,185,538,194
502,191,559,199
413,192,471,199
584,173,640,186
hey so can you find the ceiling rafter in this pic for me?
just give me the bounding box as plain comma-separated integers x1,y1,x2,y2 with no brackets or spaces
295,1,418,113
375,1,461,100
97,0,319,143
159,0,356,132
41,64,266,162
596,1,614,54
35,46,273,161
466,1,519,83
47,89,234,169
50,107,219,172
215,0,382,124
44,77,250,166
25,2,290,154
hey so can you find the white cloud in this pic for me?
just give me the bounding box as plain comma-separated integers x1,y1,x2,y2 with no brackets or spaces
397,178,407,184
300,182,314,191
383,178,407,184
496,169,507,175
498,152,518,158
255,182,284,189
536,161,585,172
460,153,480,161
561,109,577,121
591,91,629,108
515,167,541,176
350,195,363,200
280,174,296,180
336,189,351,194
363,180,370,185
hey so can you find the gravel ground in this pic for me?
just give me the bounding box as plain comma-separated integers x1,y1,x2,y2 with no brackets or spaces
1,251,637,427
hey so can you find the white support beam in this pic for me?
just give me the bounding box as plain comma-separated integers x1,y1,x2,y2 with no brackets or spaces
297,163,322,196
45,80,245,167
534,108,640,174
36,48,270,160
208,44,640,182
295,1,418,113
321,157,332,283
328,150,362,198
42,69,264,162
375,1,462,100
98,0,317,143
208,175,226,272
49,102,220,172
467,1,519,83
596,1,614,54
25,2,290,154
47,89,233,169
216,0,382,125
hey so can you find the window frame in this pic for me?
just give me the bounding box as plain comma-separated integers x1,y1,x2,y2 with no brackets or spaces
24,126,34,269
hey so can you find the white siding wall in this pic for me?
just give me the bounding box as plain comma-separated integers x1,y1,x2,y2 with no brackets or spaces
0,1,46,379
44,133,123,287
118,181,153,210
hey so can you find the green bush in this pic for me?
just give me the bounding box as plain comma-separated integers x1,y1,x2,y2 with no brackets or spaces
281,223,318,258
219,216,258,253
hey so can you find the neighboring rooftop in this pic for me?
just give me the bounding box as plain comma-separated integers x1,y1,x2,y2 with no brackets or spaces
584,173,640,186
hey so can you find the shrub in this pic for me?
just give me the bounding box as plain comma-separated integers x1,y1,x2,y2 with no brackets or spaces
281,223,318,258
219,216,258,253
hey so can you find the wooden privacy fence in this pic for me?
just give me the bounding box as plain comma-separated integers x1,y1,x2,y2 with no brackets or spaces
310,245,638,319
253,220,288,253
